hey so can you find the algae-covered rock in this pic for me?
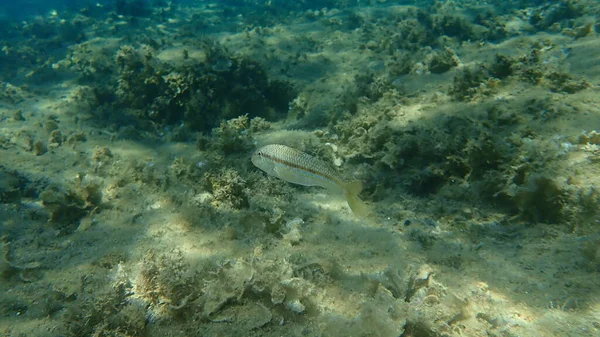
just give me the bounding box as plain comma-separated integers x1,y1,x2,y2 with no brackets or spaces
64,275,147,337
489,54,514,79
448,43,591,101
40,186,88,234
0,83,26,104
432,13,475,41
428,48,460,74
39,178,104,235
474,9,509,41
0,168,25,203
111,42,294,133
449,65,494,101
209,114,255,154
512,176,567,224
202,169,249,210
33,140,47,156
530,0,586,30
61,39,117,81
546,71,591,94
135,249,198,321
578,130,600,146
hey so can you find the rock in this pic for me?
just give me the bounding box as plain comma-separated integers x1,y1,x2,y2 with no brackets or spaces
33,140,47,156
49,130,63,147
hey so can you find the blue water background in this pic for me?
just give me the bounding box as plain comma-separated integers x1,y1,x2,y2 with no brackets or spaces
0,1,193,19
5,1,423,20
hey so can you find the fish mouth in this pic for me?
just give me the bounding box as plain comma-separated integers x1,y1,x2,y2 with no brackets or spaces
250,151,260,166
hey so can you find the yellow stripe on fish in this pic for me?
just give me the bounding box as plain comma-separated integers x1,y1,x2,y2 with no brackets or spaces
251,144,368,218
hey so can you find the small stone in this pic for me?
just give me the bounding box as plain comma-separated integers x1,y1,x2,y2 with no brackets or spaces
33,140,47,156
271,284,286,305
365,40,378,50
92,146,112,161
12,110,25,121
49,130,63,146
286,299,306,314
45,120,58,132
67,132,87,144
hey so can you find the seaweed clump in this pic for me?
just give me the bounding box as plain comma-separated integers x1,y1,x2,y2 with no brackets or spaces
449,42,590,101
529,0,586,30
201,169,249,211
64,274,147,337
39,177,104,235
372,5,507,55
429,49,460,74
110,42,294,134
331,80,592,226
509,44,591,93
205,114,269,154
449,65,497,101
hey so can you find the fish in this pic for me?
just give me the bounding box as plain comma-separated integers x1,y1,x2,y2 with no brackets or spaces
251,144,368,218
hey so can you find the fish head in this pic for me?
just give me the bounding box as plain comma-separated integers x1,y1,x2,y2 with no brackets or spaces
251,146,276,176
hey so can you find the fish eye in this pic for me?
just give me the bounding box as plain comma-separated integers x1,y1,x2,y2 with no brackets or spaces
257,151,263,156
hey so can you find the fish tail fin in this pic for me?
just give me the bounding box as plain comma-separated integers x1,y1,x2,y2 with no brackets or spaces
346,180,363,195
344,180,369,219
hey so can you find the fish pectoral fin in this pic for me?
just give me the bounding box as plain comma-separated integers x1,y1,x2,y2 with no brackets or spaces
273,165,299,184
273,165,290,180
274,165,313,186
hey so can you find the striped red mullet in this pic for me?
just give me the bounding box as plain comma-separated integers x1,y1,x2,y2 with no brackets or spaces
251,144,368,218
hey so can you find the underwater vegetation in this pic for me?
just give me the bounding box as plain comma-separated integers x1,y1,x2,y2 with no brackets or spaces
0,0,599,336
60,38,295,135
